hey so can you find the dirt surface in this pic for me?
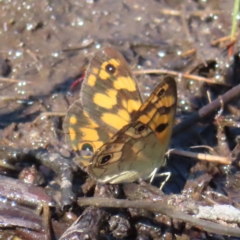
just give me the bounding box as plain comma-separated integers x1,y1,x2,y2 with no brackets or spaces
0,0,240,239
0,0,234,130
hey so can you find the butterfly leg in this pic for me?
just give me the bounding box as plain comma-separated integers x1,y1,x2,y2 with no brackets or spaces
157,172,171,190
149,168,171,190
149,168,158,183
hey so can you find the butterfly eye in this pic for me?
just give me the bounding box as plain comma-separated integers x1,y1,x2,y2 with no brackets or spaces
158,89,165,97
105,63,116,74
81,143,94,152
100,154,112,164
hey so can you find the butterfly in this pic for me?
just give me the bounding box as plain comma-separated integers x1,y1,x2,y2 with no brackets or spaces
63,47,177,184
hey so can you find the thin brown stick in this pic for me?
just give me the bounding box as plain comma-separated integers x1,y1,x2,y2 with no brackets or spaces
25,49,42,71
180,7,192,42
180,6,207,67
160,9,221,18
38,112,66,117
191,145,215,152
0,77,31,84
160,9,181,16
133,69,229,86
0,95,31,101
33,112,66,124
169,149,231,165
78,197,240,237
42,202,51,240
211,33,238,46
227,104,240,117
62,39,94,52
173,84,240,136
181,48,196,57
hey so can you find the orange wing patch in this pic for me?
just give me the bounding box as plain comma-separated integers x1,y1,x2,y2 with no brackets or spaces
135,76,177,144
63,100,113,169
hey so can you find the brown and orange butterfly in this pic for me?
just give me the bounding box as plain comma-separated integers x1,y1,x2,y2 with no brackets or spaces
63,47,177,184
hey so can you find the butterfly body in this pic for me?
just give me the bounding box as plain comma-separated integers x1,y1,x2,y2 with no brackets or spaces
63,48,177,184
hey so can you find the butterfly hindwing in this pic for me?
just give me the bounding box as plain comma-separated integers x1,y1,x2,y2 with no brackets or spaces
134,76,177,145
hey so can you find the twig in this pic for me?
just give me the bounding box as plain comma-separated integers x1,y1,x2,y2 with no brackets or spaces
227,104,240,116
180,7,192,42
38,112,66,117
25,49,42,71
0,77,31,84
181,48,196,57
0,95,31,101
211,33,238,46
42,202,51,240
78,197,240,237
173,83,240,136
160,9,221,18
133,69,229,86
191,145,215,152
62,39,94,52
33,112,66,124
169,149,231,165
160,9,182,16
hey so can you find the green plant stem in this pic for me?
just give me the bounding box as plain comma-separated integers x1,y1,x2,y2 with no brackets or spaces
231,0,240,40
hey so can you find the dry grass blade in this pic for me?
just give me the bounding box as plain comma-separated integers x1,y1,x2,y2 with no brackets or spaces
169,149,231,165
134,69,229,85
33,112,66,124
0,77,31,84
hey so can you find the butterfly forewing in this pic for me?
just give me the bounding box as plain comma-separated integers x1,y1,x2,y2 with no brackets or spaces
80,48,143,134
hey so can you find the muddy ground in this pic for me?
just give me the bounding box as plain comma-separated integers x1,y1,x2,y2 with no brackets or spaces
0,0,240,239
